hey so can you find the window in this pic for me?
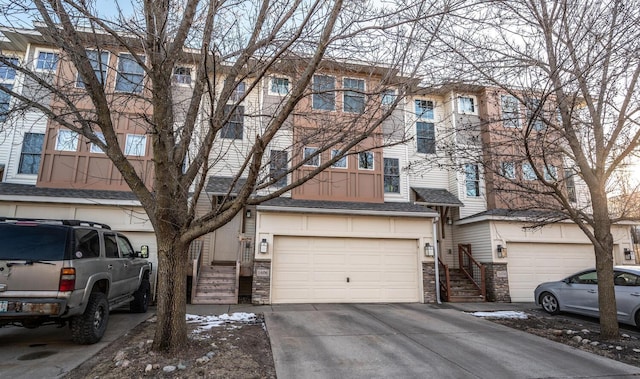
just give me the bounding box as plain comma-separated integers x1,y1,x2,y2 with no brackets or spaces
501,161,515,179
18,133,44,175
312,75,335,111
543,165,557,181
55,129,79,151
104,234,120,258
343,78,365,113
458,96,475,114
358,151,374,170
116,235,135,258
501,95,520,128
415,99,434,119
522,162,536,180
0,83,12,122
269,150,288,187
526,98,545,131
381,89,396,107
115,53,145,93
77,50,109,88
172,66,192,85
124,134,147,156
384,158,400,193
90,132,106,153
416,122,435,154
35,51,58,71
74,229,100,259
615,272,640,286
570,270,597,285
331,149,347,168
303,147,319,166
270,77,289,95
221,105,244,139
465,163,480,197
231,81,246,102
564,168,576,202
0,57,18,81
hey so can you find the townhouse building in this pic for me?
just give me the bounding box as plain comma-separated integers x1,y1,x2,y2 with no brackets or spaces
0,26,637,305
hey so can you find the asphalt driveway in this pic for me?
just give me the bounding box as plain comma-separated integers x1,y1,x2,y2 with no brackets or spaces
265,303,640,379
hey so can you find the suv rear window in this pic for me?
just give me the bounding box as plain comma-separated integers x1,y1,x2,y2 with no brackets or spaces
0,223,69,261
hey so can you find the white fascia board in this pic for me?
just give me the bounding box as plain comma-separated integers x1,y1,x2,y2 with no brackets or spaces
0,195,142,206
256,205,438,218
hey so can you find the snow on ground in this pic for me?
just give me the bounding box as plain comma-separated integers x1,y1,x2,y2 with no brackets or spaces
187,312,257,334
469,311,529,319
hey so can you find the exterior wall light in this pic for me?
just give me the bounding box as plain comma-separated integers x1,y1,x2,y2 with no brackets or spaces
260,238,268,254
624,248,635,261
497,244,507,258
424,242,434,257
246,209,251,218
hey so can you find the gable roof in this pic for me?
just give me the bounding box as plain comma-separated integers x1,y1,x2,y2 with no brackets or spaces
412,187,463,207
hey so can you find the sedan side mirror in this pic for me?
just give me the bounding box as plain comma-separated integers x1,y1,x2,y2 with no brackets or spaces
138,245,149,259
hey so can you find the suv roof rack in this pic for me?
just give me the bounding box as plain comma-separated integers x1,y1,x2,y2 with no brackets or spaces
0,217,112,230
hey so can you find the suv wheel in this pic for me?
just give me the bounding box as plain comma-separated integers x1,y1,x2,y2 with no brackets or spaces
70,292,109,344
130,278,150,313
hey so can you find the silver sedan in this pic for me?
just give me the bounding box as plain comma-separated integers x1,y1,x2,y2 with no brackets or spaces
534,266,640,326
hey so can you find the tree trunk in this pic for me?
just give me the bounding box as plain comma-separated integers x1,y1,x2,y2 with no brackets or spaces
593,195,619,340
152,231,189,352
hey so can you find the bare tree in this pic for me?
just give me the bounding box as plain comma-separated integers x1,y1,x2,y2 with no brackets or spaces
431,0,640,339
0,0,462,351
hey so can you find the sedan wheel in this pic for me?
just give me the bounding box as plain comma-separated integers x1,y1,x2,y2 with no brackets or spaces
541,292,560,315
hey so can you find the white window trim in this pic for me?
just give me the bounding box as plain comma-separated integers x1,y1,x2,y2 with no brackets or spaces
414,98,435,121
114,53,146,94
330,149,348,169
342,77,366,113
312,74,337,112
267,76,291,96
457,94,478,115
358,151,375,170
464,163,481,198
55,129,79,152
33,48,59,73
501,94,521,128
90,132,106,154
75,50,110,89
381,89,397,108
383,157,401,194
303,146,320,167
124,134,147,156
172,65,194,87
522,162,536,181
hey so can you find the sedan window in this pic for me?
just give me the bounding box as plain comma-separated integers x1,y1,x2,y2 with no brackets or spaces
570,271,598,285
614,272,640,286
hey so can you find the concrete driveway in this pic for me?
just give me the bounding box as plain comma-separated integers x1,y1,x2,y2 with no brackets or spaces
265,303,640,379
0,308,151,378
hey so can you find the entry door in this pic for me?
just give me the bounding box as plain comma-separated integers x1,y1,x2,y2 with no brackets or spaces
211,213,242,262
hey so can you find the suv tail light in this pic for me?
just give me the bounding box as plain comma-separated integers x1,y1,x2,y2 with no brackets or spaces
59,268,76,291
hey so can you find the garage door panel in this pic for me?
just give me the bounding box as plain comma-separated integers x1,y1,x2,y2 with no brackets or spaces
272,236,419,303
508,243,595,302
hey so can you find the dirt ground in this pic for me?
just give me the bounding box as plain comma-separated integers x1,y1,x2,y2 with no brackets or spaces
64,313,276,379
64,306,640,378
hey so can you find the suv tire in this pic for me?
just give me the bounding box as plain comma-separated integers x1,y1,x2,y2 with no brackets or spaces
130,278,150,313
70,292,109,344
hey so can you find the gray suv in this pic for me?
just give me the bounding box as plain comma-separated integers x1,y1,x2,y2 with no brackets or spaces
0,218,152,344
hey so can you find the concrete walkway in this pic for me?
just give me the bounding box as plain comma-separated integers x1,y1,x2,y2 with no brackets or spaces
258,303,640,379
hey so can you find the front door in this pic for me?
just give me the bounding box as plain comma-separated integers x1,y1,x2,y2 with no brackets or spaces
211,213,242,262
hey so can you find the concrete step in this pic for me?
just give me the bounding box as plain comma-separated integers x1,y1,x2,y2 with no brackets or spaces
448,295,485,303
192,295,238,305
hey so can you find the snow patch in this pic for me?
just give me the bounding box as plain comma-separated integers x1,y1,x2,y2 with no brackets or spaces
187,312,257,335
470,311,528,319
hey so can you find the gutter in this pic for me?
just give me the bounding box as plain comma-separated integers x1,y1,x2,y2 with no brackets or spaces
257,205,439,218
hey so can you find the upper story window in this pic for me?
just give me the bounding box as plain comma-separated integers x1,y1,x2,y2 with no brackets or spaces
115,53,145,93
35,50,59,72
270,77,289,95
416,122,435,154
543,165,557,181
269,150,288,187
465,163,480,197
500,161,516,179
343,78,365,113
564,168,577,202
77,50,109,88
172,66,192,85
358,151,374,170
501,95,520,128
415,99,434,119
526,98,545,131
230,81,246,102
381,89,396,108
55,129,79,151
303,147,320,166
0,57,18,122
312,75,335,111
124,134,147,156
0,57,18,81
330,149,347,168
458,95,476,114
522,162,536,180
90,132,106,154
18,133,44,175
384,158,400,193
221,105,244,139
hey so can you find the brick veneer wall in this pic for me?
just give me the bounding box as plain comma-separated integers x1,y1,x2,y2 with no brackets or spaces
485,262,511,302
422,261,437,303
252,261,271,304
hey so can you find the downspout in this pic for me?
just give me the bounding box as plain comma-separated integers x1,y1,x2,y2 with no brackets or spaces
433,216,441,304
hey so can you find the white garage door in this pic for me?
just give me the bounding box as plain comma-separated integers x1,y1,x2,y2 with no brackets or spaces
507,243,595,302
272,236,420,303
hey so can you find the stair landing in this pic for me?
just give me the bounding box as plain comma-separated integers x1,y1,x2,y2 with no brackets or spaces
192,265,238,304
